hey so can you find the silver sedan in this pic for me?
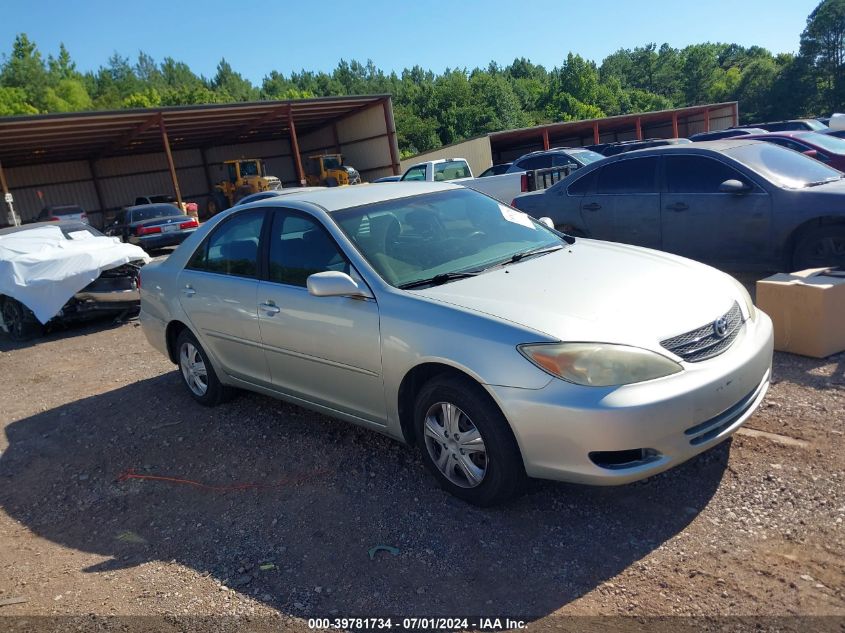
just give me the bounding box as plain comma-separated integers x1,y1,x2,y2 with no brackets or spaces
140,182,773,506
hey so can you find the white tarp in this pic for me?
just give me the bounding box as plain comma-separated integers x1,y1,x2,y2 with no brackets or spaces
0,226,150,323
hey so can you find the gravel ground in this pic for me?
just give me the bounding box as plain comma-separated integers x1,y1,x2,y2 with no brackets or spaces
0,289,843,631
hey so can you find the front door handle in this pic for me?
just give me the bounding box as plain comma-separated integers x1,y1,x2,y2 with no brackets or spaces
182,285,196,297
259,301,281,316
666,202,689,212
583,202,602,211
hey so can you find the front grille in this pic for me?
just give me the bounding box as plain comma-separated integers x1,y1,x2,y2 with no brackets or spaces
661,302,743,363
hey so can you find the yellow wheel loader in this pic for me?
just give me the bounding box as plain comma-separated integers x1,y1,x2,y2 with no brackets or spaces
304,154,362,187
206,159,282,217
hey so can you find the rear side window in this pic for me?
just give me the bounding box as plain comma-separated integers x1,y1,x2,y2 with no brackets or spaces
596,157,658,194
516,155,554,170
187,209,264,278
402,165,426,181
566,170,596,195
665,156,750,193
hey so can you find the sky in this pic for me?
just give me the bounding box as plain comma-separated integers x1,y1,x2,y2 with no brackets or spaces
0,0,820,84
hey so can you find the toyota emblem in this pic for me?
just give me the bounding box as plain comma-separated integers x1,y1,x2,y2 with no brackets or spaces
713,316,729,338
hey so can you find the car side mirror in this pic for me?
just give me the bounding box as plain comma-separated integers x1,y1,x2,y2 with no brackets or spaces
538,217,555,228
718,179,751,194
307,271,371,299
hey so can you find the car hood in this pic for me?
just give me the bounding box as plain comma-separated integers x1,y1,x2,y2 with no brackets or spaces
413,239,742,353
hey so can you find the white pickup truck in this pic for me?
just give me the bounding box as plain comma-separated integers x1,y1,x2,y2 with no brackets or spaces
399,158,554,204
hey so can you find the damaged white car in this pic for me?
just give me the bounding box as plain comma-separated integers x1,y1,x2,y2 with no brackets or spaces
0,221,149,341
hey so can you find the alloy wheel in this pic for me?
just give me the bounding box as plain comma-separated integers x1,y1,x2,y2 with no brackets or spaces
179,341,208,396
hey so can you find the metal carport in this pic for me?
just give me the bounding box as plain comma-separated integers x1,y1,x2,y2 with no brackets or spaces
0,95,400,227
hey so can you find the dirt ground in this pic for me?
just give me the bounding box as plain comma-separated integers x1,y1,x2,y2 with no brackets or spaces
0,292,843,631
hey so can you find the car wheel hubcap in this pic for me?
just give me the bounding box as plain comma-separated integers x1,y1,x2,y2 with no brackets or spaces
180,342,208,396
424,402,487,488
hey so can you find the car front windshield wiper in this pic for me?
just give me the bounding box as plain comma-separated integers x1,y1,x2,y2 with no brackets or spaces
398,271,481,289
507,244,566,264
804,176,843,187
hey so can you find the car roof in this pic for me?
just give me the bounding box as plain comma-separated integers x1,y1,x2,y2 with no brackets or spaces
744,130,809,138
124,202,182,212
245,181,462,212
42,204,83,212
0,220,91,236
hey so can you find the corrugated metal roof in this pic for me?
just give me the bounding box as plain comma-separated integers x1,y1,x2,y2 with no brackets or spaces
488,102,738,143
0,95,390,167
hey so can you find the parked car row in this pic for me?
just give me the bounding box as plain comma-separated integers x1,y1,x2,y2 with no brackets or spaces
14,121,843,507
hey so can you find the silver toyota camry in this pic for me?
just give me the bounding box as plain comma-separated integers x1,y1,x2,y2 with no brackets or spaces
140,182,773,506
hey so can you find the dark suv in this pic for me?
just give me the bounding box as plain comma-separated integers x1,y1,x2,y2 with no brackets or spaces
504,148,604,173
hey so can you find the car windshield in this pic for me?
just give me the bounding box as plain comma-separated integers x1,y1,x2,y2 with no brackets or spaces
59,224,102,239
131,205,182,222
323,156,342,170
795,131,845,154
50,206,84,215
239,161,260,176
805,119,828,131
725,142,844,189
569,149,605,164
333,188,564,288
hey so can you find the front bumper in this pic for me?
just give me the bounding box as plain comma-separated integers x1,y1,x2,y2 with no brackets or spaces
490,311,774,485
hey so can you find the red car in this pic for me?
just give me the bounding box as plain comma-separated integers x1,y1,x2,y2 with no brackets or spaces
743,131,845,171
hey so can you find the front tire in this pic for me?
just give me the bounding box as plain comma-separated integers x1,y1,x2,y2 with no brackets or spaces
1,297,44,341
175,329,234,406
414,375,525,506
792,225,845,270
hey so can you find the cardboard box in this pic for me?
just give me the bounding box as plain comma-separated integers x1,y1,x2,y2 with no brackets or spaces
756,267,845,358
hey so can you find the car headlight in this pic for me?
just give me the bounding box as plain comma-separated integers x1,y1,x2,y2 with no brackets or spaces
729,276,757,321
518,342,682,387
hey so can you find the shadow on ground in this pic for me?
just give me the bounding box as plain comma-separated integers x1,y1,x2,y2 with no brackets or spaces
0,373,730,620
0,314,136,353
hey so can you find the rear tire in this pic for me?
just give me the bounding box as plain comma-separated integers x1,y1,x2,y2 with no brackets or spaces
206,191,229,218
175,329,235,406
414,375,525,506
792,225,845,270
1,297,44,341
325,177,339,187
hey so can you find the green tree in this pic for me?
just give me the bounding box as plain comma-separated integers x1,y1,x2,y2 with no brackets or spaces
0,86,37,115
211,58,257,101
800,0,845,111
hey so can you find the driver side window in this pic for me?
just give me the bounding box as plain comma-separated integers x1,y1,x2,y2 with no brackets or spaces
268,211,349,287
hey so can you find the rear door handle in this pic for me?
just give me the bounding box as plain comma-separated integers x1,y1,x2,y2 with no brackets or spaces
666,202,689,212
259,301,281,316
181,286,196,297
583,202,602,211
